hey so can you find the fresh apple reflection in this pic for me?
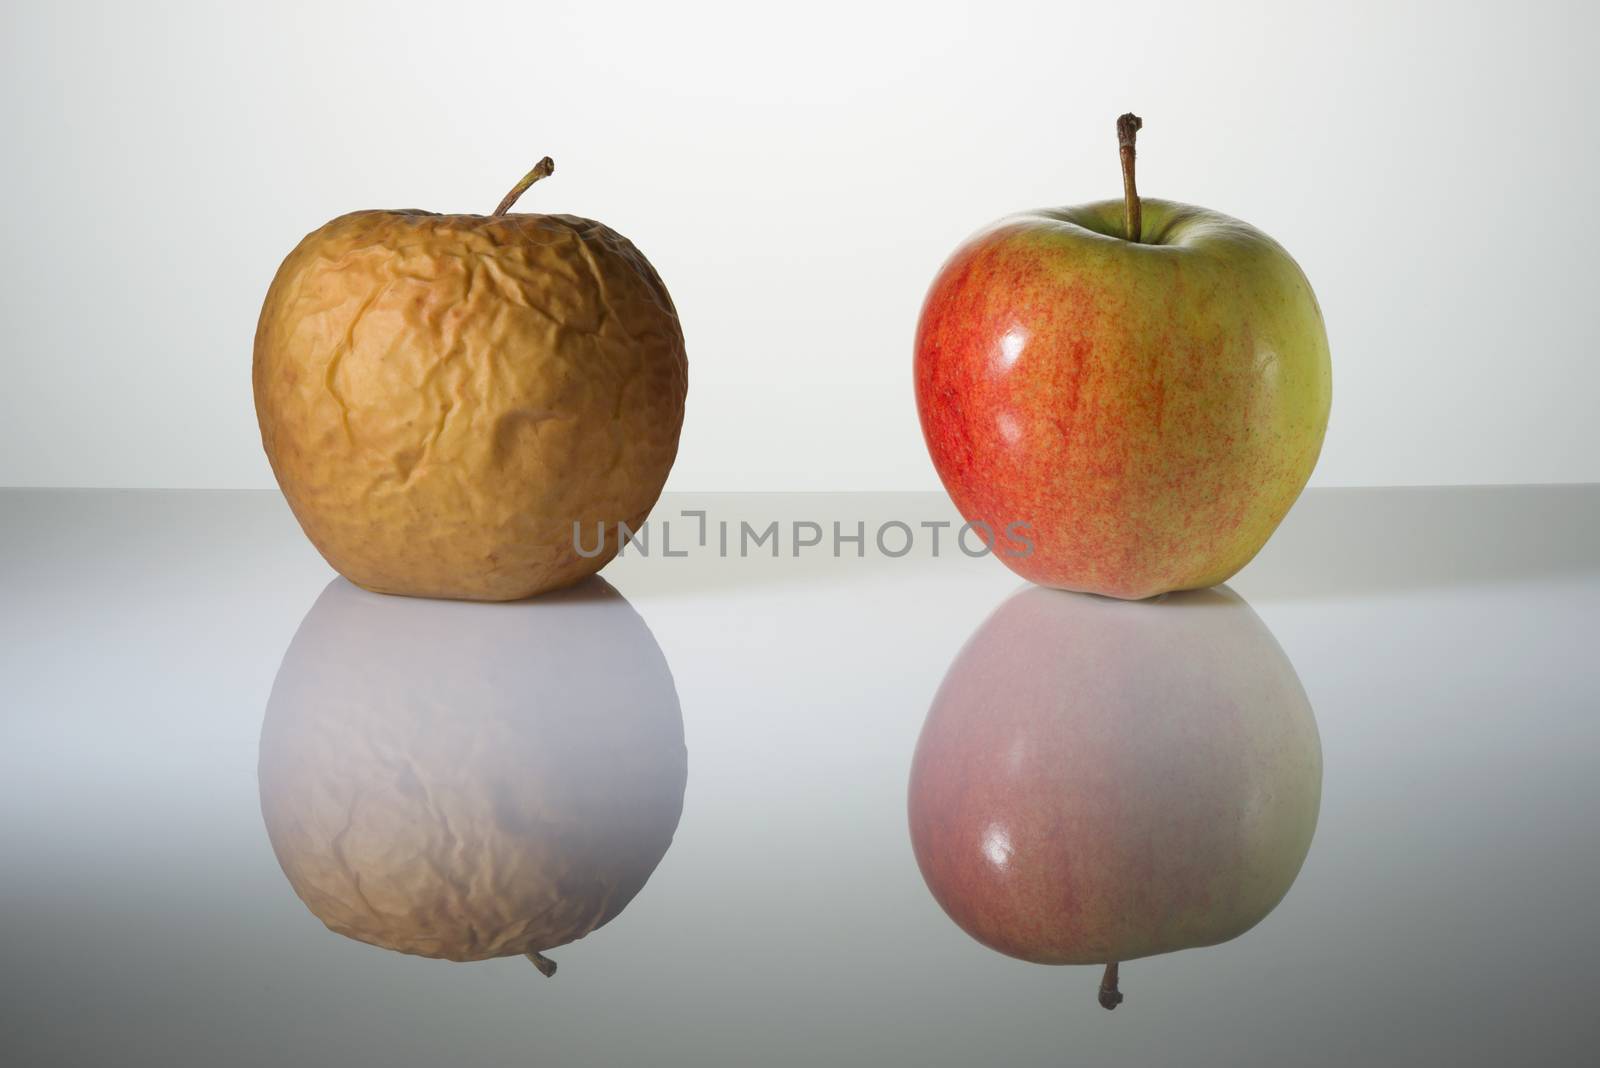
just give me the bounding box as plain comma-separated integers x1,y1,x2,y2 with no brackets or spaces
908,586,1320,1010
258,577,686,977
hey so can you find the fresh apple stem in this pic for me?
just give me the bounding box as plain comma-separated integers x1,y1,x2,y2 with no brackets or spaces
525,950,558,977
1098,961,1125,1010
493,157,556,216
1117,113,1143,243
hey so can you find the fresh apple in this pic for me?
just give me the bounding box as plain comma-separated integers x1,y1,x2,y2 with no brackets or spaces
907,585,1321,1008
258,576,686,975
914,115,1331,599
254,158,687,601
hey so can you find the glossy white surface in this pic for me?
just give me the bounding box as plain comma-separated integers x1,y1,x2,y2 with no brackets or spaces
2,487,1597,1065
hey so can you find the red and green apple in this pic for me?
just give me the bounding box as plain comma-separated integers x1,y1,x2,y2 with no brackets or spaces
908,584,1322,1008
914,115,1331,598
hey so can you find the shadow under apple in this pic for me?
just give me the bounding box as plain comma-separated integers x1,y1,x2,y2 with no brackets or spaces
258,577,686,976
908,586,1321,1009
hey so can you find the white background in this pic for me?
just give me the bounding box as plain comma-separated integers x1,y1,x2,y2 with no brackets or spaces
2,0,1594,491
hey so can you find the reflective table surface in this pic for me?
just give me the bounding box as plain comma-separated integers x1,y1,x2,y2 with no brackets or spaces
3,487,1597,1066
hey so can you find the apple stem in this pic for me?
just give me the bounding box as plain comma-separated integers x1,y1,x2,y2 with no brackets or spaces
1117,113,1143,243
525,950,558,977
493,157,556,216
1098,961,1124,1010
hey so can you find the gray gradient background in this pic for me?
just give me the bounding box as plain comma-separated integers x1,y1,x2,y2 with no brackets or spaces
4,1,1599,1063
1,0,1596,491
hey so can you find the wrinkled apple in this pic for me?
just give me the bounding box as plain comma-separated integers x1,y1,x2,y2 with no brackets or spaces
258,576,686,974
254,159,687,601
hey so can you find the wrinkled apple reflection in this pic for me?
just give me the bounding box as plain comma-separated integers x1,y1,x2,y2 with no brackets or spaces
908,587,1320,1009
259,578,685,976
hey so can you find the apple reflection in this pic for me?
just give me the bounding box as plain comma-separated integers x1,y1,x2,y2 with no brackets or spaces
258,577,685,976
908,586,1320,1009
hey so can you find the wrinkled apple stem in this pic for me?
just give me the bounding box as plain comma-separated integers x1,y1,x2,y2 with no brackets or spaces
526,950,558,977
493,157,556,216
1098,961,1124,1010
1117,113,1143,243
